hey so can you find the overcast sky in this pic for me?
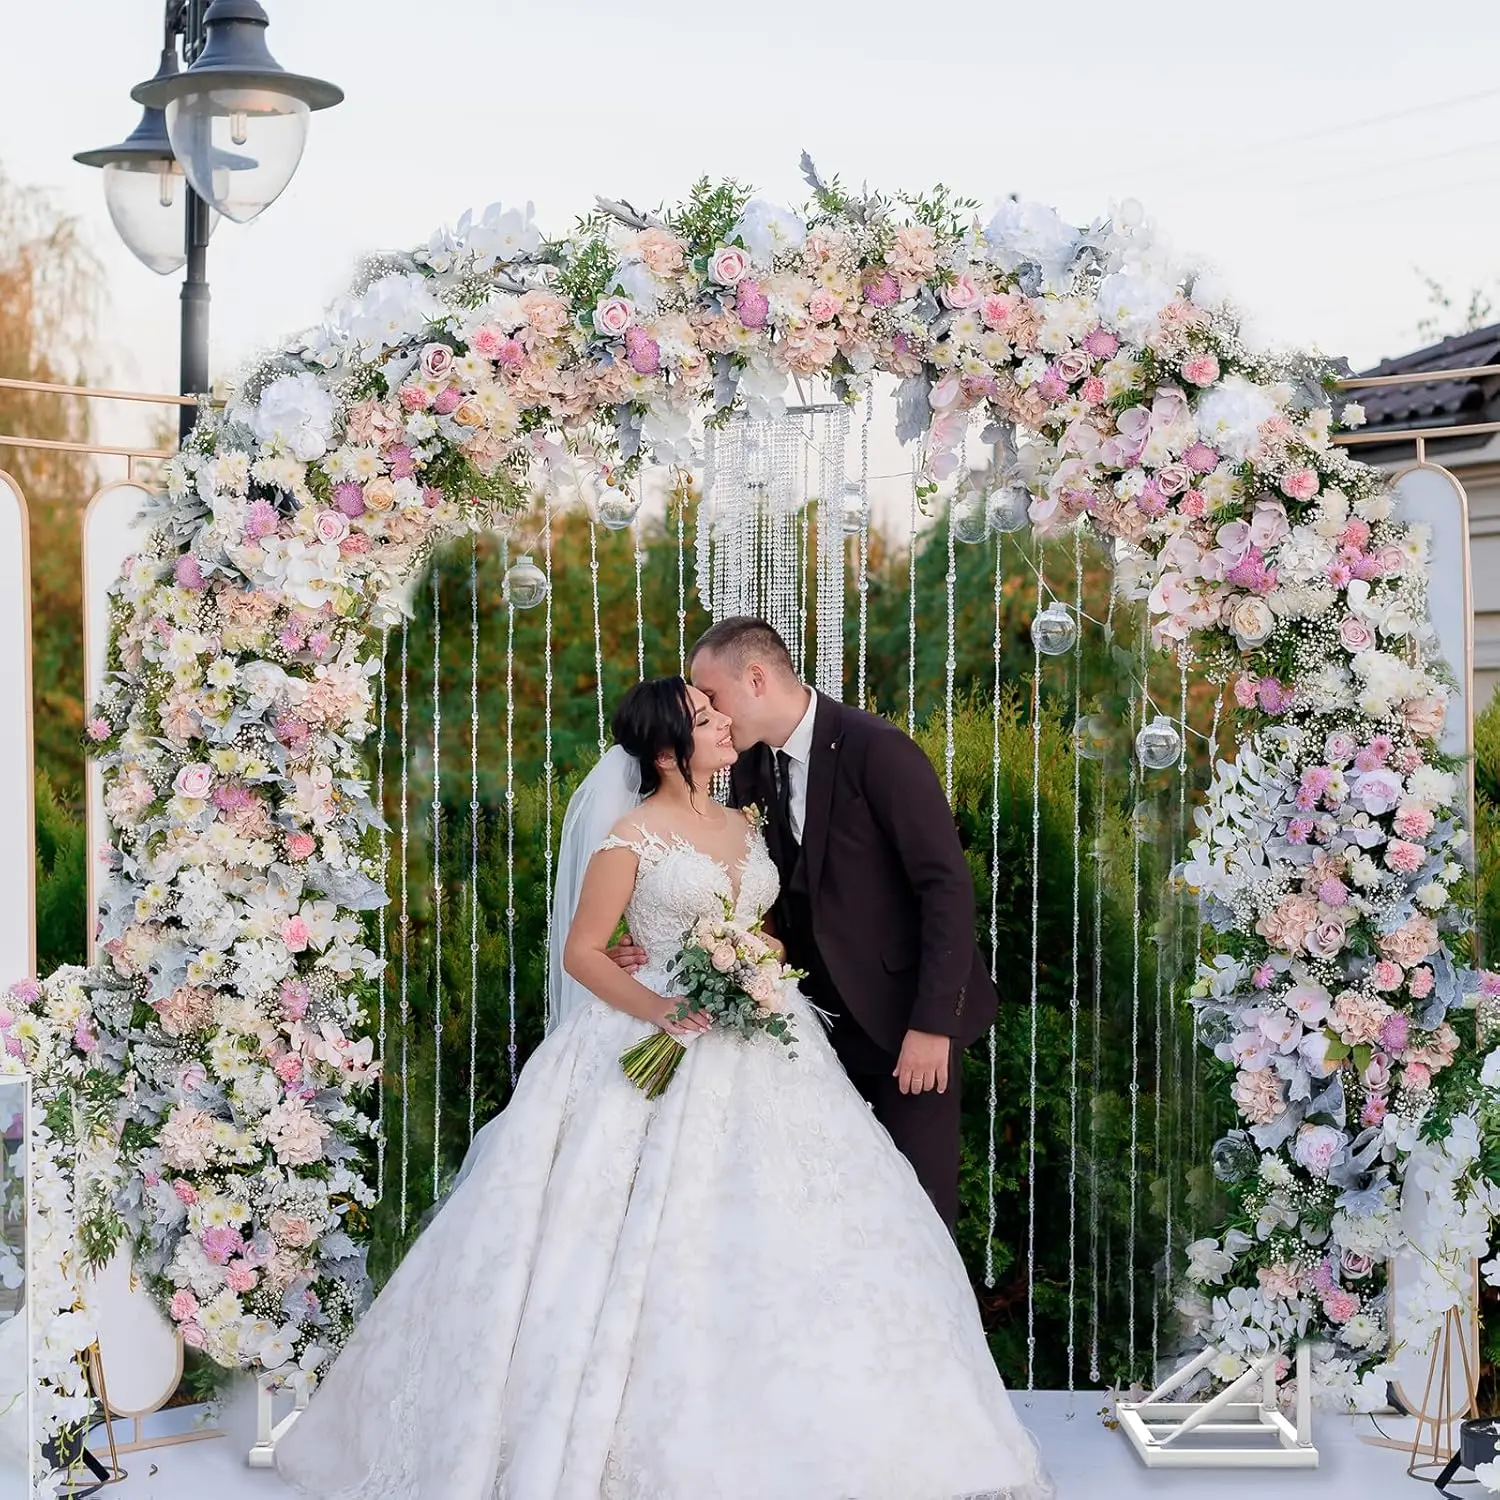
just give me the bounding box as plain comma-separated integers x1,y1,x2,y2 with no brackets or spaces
5,0,1499,477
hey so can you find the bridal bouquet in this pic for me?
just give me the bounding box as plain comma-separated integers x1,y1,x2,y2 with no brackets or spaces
620,901,803,1098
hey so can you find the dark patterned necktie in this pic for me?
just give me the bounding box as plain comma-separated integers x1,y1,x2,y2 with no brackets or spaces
775,749,797,850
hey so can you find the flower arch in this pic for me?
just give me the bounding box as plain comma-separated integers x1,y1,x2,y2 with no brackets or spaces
13,162,1497,1423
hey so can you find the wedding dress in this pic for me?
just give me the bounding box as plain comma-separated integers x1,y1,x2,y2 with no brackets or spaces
275,820,1053,1500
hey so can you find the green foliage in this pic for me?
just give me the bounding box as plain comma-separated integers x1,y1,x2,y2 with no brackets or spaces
669,177,752,257
35,771,86,973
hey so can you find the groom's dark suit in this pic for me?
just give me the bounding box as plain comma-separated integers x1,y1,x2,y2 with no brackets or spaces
729,693,999,1231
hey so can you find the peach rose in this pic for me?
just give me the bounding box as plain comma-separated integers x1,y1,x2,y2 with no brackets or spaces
634,228,685,277
363,477,397,512
1401,694,1447,741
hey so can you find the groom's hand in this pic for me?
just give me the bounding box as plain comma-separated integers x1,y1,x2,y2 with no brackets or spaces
894,1029,951,1095
608,933,648,973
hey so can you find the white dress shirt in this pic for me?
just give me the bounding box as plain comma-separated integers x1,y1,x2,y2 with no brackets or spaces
772,689,818,844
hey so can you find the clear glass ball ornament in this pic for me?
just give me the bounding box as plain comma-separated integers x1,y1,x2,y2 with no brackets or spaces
596,480,641,531
1210,1131,1259,1184
950,488,990,545
1131,798,1160,842
1136,713,1183,770
985,482,1031,534
1073,713,1109,761
1030,602,1078,656
502,554,548,610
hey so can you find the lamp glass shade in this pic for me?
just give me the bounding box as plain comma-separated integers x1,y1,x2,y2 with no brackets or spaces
165,86,308,223
101,159,188,274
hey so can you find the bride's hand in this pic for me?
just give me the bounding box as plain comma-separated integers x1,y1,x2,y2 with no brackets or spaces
661,1000,711,1038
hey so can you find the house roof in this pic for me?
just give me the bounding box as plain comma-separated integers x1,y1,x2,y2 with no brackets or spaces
1340,322,1500,457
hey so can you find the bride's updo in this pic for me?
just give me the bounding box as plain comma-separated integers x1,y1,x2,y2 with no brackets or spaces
612,677,697,796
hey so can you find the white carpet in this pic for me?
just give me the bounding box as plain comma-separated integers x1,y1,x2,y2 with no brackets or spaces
69,1380,1439,1499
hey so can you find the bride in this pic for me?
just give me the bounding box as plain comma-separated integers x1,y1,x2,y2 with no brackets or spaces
275,676,1052,1500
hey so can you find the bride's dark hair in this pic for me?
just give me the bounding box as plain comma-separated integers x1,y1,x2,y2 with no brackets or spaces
612,677,697,796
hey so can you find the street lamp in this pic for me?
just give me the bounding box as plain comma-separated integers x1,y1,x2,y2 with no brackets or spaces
133,0,343,226
74,2,343,440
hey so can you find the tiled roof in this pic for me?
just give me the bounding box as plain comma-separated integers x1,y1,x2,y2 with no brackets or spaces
1341,322,1500,437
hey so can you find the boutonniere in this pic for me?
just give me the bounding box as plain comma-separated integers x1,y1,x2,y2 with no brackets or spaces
742,803,766,833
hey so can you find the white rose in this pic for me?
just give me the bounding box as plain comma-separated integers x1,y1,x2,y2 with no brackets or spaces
707,246,750,287
1226,594,1276,649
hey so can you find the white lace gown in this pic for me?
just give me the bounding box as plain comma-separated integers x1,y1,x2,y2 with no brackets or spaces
275,827,1053,1500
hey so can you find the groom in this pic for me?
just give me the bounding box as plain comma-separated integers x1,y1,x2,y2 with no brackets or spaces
623,616,998,1231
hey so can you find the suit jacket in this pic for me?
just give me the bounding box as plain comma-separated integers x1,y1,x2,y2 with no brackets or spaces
729,695,1000,1056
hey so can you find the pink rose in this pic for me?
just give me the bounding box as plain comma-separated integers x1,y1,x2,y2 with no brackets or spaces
169,1291,198,1323
1371,959,1403,991
1280,467,1320,501
1351,768,1404,815
941,273,979,310
1155,462,1194,497
1305,918,1347,960
181,1323,207,1350
1324,731,1357,765
1053,349,1092,385
807,287,841,323
282,916,311,953
1341,1250,1374,1280
313,509,350,546
1373,543,1406,576
1181,354,1221,386
1293,1123,1345,1178
1384,839,1425,875
285,831,316,862
592,296,635,338
1338,616,1375,653
1402,695,1447,741
1361,1051,1392,1092
419,343,453,381
173,762,214,800
708,245,749,286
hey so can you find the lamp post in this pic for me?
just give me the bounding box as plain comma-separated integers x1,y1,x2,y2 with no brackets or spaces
75,1,343,441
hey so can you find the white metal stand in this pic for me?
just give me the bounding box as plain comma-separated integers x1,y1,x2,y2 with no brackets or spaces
1117,1339,1318,1468
247,1371,308,1468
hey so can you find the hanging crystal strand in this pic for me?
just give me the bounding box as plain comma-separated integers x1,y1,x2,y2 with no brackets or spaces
542,496,556,1030
813,408,849,700
589,518,606,754
800,437,812,676
1088,740,1104,1385
856,391,872,706
985,534,1003,1290
633,515,646,682
375,630,389,1202
431,562,444,1204
676,474,688,673
697,429,716,620
467,538,480,1144
505,536,519,1087
1191,693,1223,1222
944,503,957,803
1067,524,1084,1391
907,462,919,737
1164,649,1190,1343
398,620,411,1236
1025,552,1044,1392
1126,615,1145,1379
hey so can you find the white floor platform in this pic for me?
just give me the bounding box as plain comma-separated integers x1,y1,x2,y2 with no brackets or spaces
70,1380,1448,1499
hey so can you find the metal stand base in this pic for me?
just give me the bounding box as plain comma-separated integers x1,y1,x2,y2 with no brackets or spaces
1117,1339,1318,1469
